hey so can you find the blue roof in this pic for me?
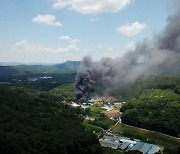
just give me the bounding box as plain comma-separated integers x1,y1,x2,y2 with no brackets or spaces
130,142,144,151
130,142,158,154
139,143,153,153
148,145,158,154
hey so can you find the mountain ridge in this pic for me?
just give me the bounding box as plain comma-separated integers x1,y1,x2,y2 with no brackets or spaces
0,61,81,76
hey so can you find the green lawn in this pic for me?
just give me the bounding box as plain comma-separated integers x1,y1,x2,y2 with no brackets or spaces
89,106,106,114
112,123,180,150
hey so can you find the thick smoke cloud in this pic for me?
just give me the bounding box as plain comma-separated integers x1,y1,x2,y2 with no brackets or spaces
75,2,180,102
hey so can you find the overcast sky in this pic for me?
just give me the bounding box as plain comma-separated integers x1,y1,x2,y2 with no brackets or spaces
0,0,173,63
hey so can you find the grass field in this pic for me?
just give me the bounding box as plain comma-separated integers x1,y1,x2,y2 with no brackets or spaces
89,106,106,114
112,123,180,151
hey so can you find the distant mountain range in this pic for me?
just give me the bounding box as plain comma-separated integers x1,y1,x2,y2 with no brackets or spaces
54,61,81,69
0,61,81,76
0,60,179,77
0,61,80,66
0,62,24,66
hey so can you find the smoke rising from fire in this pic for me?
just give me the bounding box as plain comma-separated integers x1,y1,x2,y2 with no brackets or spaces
75,1,180,102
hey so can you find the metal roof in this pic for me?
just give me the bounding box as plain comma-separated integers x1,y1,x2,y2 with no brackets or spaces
103,135,130,141
148,145,160,154
103,136,121,142
120,139,136,144
140,143,153,153
139,143,153,154
119,142,130,150
101,135,160,154
99,139,119,149
130,142,159,154
130,142,144,151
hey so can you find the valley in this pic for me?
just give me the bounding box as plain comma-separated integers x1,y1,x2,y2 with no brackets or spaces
0,62,179,153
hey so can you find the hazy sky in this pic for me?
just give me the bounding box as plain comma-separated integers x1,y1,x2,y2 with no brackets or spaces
0,0,173,63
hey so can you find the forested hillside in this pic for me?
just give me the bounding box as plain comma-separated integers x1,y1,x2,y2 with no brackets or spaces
0,61,80,91
0,62,180,154
0,73,76,91
121,89,180,137
120,75,180,99
0,61,80,76
0,86,102,154
50,84,76,101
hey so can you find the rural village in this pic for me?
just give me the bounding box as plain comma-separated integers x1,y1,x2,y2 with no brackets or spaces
66,96,162,154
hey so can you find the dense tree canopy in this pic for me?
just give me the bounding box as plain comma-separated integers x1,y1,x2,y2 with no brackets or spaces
121,89,180,137
0,86,102,154
50,84,76,101
120,75,180,99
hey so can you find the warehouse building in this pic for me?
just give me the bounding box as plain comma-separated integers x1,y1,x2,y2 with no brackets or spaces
130,142,160,154
99,135,160,154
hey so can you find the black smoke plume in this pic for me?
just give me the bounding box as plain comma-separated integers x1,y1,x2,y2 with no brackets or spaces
75,1,180,102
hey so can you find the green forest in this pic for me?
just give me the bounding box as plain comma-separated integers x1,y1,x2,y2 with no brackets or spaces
0,86,102,154
120,75,180,138
1,0,180,153
120,75,180,99
0,62,180,153
121,89,180,137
